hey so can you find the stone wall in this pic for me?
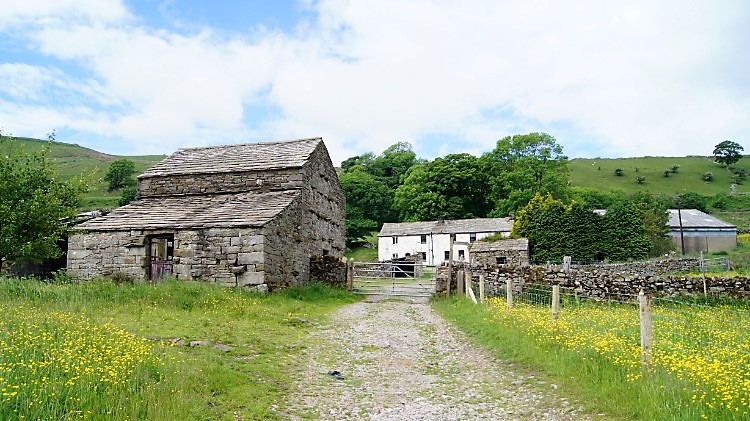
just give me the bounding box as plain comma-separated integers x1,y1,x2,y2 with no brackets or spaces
434,258,750,299
137,168,304,198
309,255,347,288
68,227,272,291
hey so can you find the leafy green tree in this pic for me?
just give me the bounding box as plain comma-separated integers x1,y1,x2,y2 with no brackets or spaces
104,159,136,191
341,152,375,172
118,187,137,206
678,192,708,212
482,132,569,216
368,142,420,189
601,201,652,261
394,153,492,221
339,168,395,244
713,140,744,168
0,133,86,268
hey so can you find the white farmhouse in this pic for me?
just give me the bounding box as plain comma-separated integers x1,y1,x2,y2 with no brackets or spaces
378,217,513,265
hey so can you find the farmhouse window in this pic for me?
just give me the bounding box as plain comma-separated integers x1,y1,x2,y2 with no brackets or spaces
496,256,507,265
470,233,477,242
392,236,398,244
420,234,427,244
444,250,450,260
419,252,426,261
392,253,398,259
458,250,465,260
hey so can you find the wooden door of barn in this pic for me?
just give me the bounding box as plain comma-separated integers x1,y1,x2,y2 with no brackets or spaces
149,235,174,281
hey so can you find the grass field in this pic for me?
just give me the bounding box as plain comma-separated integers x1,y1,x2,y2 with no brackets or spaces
9,137,164,210
0,278,359,420
434,294,750,420
568,156,749,196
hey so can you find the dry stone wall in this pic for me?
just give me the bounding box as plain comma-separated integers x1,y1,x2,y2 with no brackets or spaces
436,258,750,298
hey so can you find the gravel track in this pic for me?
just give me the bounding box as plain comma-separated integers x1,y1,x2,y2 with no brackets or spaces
281,296,594,420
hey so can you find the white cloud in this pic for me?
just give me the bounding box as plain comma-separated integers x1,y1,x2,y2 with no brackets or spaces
0,0,747,164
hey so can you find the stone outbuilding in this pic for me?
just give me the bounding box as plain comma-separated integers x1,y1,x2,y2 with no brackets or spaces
67,137,345,290
470,238,530,267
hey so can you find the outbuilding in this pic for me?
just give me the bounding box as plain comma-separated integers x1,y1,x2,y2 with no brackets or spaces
668,209,736,253
67,138,345,291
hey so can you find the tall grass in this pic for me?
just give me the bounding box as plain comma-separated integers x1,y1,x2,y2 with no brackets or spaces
433,295,750,420
0,277,360,420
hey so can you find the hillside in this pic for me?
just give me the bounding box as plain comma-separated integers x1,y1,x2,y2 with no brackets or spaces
568,156,748,196
9,137,165,209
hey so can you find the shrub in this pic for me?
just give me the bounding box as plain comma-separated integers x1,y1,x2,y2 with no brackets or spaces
671,164,680,173
635,176,645,184
703,172,714,182
663,169,671,177
614,168,624,176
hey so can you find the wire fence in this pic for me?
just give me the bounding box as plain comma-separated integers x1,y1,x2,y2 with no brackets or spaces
482,281,750,414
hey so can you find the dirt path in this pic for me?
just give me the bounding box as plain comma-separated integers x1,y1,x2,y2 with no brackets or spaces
280,297,595,420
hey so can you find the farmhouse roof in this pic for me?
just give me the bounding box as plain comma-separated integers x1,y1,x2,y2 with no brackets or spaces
75,190,300,231
668,209,736,229
139,137,322,178
470,238,529,252
379,217,513,237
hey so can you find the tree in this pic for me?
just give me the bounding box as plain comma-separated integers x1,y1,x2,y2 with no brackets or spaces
368,142,420,189
339,169,395,244
481,132,569,216
118,187,137,206
394,154,492,221
0,133,86,268
713,140,744,168
104,159,136,191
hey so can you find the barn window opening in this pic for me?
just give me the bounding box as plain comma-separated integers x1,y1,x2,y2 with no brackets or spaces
420,234,427,244
496,256,507,265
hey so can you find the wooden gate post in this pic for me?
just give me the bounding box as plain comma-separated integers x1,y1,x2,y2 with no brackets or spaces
639,289,653,368
457,269,464,296
346,258,354,292
465,271,477,304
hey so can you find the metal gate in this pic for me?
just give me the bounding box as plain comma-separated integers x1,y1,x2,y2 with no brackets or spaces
352,262,436,297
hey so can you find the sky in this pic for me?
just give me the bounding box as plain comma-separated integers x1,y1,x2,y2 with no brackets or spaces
0,0,748,166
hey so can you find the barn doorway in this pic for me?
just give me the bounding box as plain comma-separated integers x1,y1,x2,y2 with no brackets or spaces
149,235,174,281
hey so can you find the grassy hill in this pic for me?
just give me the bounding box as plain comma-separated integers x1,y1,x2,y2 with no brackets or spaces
568,156,749,196
9,137,165,210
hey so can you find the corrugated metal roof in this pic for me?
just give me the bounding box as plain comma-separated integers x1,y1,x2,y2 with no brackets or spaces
668,209,736,229
379,217,513,236
75,190,299,231
470,238,529,252
139,137,322,178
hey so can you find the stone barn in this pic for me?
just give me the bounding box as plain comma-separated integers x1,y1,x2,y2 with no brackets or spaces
67,137,345,290
470,238,530,267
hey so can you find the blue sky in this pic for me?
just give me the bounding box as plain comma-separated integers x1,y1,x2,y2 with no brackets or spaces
0,1,748,166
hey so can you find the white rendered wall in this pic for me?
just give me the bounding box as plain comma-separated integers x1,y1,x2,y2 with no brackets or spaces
377,231,508,265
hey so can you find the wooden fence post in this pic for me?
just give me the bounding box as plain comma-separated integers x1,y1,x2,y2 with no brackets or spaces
346,258,354,292
479,275,485,304
552,284,560,321
457,269,464,296
506,280,513,309
465,272,477,304
639,289,653,368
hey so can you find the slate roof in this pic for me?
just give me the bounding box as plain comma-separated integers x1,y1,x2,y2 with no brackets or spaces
470,238,529,252
75,190,300,231
139,137,322,178
379,218,513,237
668,209,736,229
